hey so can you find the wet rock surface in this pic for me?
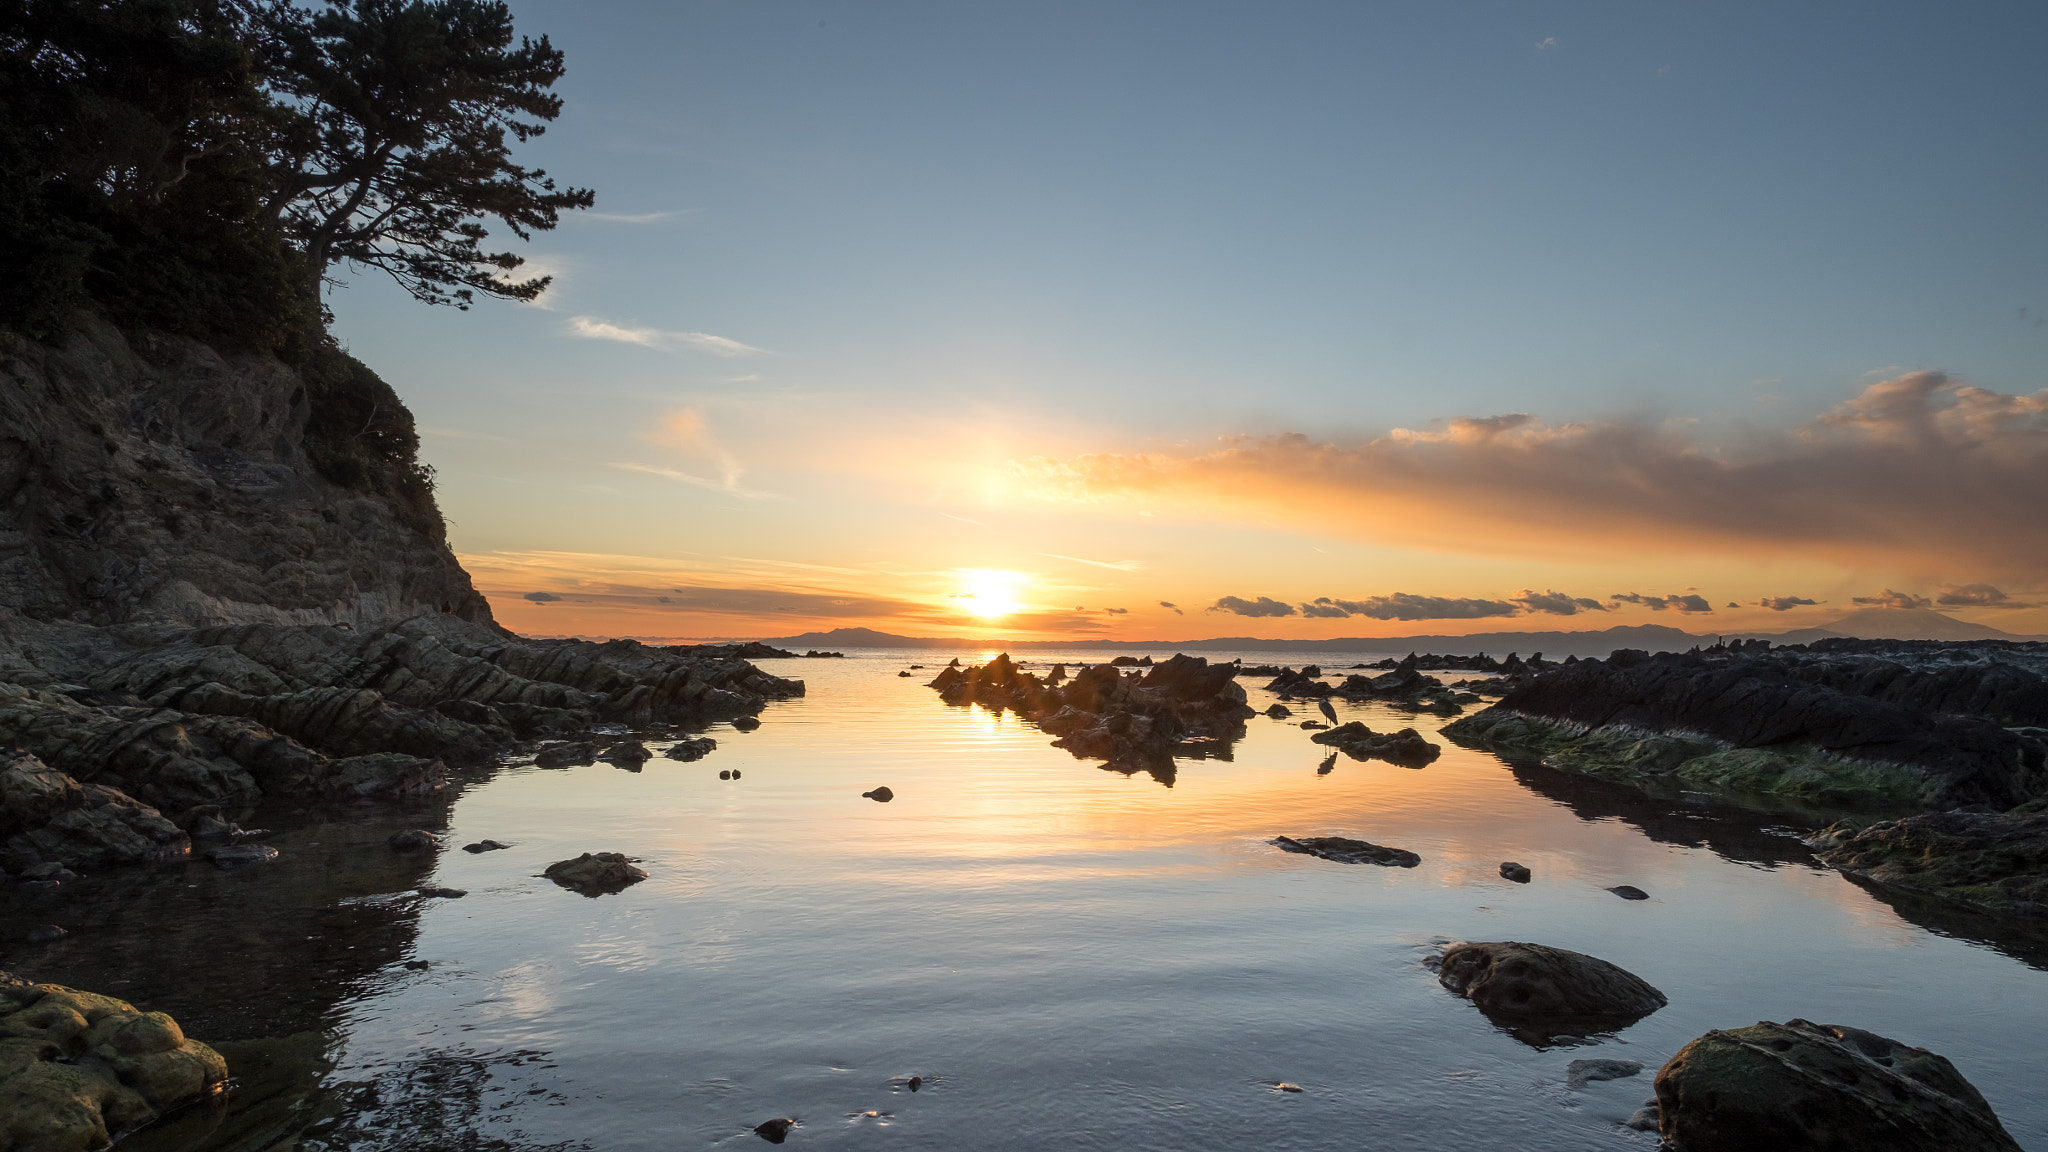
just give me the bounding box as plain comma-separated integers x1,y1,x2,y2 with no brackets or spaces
0,751,188,874
1565,1058,1641,1087
1499,861,1531,883
930,653,1254,780
1436,941,1666,1041
0,970,228,1150
1810,810,2048,918
1272,835,1420,867
1309,722,1442,766
543,852,648,895
1654,1018,2021,1151
1445,643,2048,810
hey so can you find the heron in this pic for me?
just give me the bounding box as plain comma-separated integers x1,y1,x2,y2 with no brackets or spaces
1317,697,1338,725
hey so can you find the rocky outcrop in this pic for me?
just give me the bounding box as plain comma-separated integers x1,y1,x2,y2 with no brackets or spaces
0,317,487,630
930,653,1254,777
0,751,187,874
0,971,229,1151
543,852,647,895
1654,1019,2021,1151
1435,941,1666,1042
1272,834,1419,867
1809,810,2048,918
1445,646,2048,810
1309,722,1442,766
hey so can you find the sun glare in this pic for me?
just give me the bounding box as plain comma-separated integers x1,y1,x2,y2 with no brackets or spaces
956,569,1025,619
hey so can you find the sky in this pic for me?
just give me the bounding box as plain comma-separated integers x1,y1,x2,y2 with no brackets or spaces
327,0,2048,641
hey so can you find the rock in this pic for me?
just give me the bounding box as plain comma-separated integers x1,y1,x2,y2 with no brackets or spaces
732,716,761,731
1300,720,1328,730
20,863,79,884
731,769,741,779
1654,1019,2021,1151
665,737,718,762
535,741,597,768
1810,810,2048,918
1265,704,1292,719
387,829,436,852
25,925,65,945
1626,1098,1660,1131
1309,722,1442,766
863,786,894,802
1272,834,1419,868
907,1075,922,1091
416,887,466,899
0,970,229,1148
754,1117,795,1143
1436,941,1667,1039
543,852,647,895
401,960,431,971
208,844,278,867
1500,861,1532,883
0,750,189,874
461,839,509,853
1275,1082,1304,1092
1566,1058,1642,1087
601,740,651,765
719,770,731,780
898,671,911,677
1608,885,1649,900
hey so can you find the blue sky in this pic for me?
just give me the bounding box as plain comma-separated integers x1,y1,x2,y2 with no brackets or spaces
329,1,2048,639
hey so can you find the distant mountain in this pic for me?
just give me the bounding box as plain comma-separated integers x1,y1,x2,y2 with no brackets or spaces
1796,607,2045,642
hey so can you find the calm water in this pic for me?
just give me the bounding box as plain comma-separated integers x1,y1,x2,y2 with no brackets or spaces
7,648,2047,1150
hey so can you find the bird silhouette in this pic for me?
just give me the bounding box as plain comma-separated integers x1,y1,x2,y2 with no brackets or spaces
1317,697,1338,725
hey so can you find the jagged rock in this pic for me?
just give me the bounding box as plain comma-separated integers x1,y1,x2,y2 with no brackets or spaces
1566,1058,1641,1087
543,852,647,894
1810,810,2048,918
208,844,277,867
0,971,229,1149
0,751,188,874
1309,722,1442,766
665,737,716,762
386,829,435,852
1273,834,1419,867
1500,861,1531,883
1654,1019,2021,1151
535,741,597,768
863,786,894,803
1436,941,1666,1038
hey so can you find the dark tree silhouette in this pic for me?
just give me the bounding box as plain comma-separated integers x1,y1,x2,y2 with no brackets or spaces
261,0,593,307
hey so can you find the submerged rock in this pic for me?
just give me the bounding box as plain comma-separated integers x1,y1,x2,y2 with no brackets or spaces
1810,810,2048,918
543,852,647,895
754,1117,795,1143
1272,834,1419,867
1654,1019,2021,1151
207,844,278,868
731,716,761,732
461,839,509,853
1437,941,1666,1040
1566,1058,1642,1087
1608,885,1649,900
665,737,717,762
0,970,229,1149
386,829,436,852
1309,722,1442,766
535,741,597,768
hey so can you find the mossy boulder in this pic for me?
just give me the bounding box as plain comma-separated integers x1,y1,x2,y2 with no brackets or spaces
0,973,227,1150
1812,810,2048,917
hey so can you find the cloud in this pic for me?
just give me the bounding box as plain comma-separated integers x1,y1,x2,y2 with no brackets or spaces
584,210,689,224
568,315,766,356
1210,595,1297,618
1535,36,1558,49
1512,589,1609,615
1852,589,1932,610
1159,601,1183,615
1612,593,1715,614
1757,596,1818,611
1005,371,2048,575
1309,594,1522,621
1037,553,1146,571
1104,607,1129,615
607,462,786,501
524,591,563,602
1936,584,2034,609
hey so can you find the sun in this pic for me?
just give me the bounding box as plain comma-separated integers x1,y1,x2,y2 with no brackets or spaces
955,569,1025,619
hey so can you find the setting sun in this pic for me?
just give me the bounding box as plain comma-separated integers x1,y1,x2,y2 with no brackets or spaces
955,569,1026,618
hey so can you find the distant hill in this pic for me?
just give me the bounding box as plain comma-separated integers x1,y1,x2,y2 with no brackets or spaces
766,612,2045,656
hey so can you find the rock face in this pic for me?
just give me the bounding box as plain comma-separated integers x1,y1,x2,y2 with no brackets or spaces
1272,834,1419,867
0,317,488,630
543,852,647,895
1436,941,1666,1040
1309,722,1442,766
1444,645,2048,809
0,971,229,1151
0,750,187,873
929,653,1254,777
1654,1019,2021,1151
1810,810,2048,918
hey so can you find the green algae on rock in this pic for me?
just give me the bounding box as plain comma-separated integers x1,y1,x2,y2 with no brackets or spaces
1654,1019,2020,1151
1444,710,1936,807
1811,810,2048,918
0,973,227,1151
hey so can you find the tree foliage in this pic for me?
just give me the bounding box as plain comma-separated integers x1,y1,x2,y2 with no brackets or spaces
0,0,590,348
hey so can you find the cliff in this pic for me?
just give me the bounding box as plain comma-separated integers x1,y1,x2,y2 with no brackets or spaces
0,318,490,629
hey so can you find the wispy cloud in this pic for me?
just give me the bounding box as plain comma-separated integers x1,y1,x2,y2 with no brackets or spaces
941,512,986,527
568,315,767,356
1535,35,1558,50
1852,589,1931,611
607,461,787,500
1757,596,1819,611
1037,553,1145,572
1937,583,2036,609
584,209,691,224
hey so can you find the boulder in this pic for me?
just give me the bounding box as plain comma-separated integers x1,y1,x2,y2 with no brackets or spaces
1499,861,1531,883
863,786,894,803
1436,941,1666,1039
0,971,229,1150
1309,722,1442,766
1272,835,1419,868
1654,1019,2021,1151
543,852,647,895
